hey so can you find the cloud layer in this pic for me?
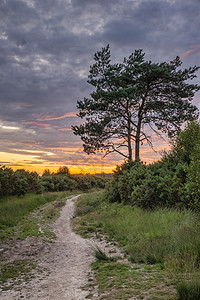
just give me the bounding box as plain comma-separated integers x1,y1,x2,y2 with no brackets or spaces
0,0,200,172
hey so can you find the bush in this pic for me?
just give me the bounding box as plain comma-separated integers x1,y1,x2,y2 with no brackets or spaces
40,174,78,192
0,167,42,197
72,174,109,191
104,121,200,210
104,161,182,209
40,175,55,192
181,142,200,212
0,167,15,197
0,166,108,198
104,178,121,203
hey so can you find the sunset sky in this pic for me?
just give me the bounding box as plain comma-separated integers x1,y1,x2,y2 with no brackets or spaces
0,0,200,174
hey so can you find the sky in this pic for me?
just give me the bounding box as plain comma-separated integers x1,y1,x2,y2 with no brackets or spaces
0,0,200,174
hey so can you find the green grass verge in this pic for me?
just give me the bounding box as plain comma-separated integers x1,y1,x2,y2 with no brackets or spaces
74,191,200,299
92,261,175,300
0,260,41,291
176,280,200,300
0,191,80,240
0,191,81,291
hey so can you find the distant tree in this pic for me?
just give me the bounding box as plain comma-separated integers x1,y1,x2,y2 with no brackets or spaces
73,45,200,161
0,168,42,197
13,169,29,196
56,166,70,176
42,169,51,176
0,167,14,197
27,171,42,194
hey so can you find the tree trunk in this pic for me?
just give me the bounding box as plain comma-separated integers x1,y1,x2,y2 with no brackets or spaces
135,97,146,161
127,102,133,161
128,134,132,161
135,114,142,161
135,129,140,161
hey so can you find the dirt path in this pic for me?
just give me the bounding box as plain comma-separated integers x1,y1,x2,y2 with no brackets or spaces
0,195,98,300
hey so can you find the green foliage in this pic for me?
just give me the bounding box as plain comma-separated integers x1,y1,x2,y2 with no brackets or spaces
105,161,181,209
93,245,114,262
0,260,37,290
40,169,109,193
91,260,174,300
75,192,200,274
41,166,76,192
176,280,200,300
40,175,55,192
56,166,70,175
75,191,103,216
182,142,200,212
0,191,71,229
0,166,109,198
72,173,108,191
75,191,200,299
103,121,200,210
104,178,121,203
171,120,200,164
0,167,42,197
165,121,200,211
0,167,14,196
73,45,199,161
42,168,51,176
41,174,78,192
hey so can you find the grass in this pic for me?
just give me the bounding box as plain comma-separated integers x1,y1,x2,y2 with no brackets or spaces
0,191,80,240
92,260,175,299
74,191,200,299
0,260,40,291
93,245,116,262
176,280,200,300
0,190,81,291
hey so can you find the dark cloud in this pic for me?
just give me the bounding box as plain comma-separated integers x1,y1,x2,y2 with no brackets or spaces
0,0,200,171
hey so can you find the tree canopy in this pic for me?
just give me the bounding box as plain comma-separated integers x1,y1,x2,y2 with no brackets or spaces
73,45,200,161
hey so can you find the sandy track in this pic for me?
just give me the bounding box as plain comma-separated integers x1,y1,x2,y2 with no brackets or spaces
0,195,97,300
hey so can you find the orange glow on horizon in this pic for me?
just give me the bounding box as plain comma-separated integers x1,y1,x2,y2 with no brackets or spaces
0,151,117,174
5,164,116,175
0,140,171,175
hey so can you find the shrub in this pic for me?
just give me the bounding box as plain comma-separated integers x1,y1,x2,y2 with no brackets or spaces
0,167,15,197
40,175,55,192
104,178,121,203
40,174,77,192
0,167,42,197
104,161,182,209
72,174,109,191
181,142,200,212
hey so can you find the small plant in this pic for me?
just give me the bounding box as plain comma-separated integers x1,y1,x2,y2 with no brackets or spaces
93,245,110,261
93,245,115,262
176,280,200,300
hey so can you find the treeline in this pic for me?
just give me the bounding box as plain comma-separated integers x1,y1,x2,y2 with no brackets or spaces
0,165,109,198
105,121,200,212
